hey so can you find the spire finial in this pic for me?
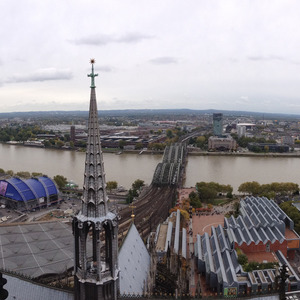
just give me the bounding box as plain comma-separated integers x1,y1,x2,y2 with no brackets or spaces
129,203,136,222
88,58,98,88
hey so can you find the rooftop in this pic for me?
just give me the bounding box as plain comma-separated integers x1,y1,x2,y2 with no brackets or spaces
0,221,74,278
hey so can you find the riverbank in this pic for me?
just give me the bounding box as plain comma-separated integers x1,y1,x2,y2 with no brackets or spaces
188,150,300,158
5,141,300,157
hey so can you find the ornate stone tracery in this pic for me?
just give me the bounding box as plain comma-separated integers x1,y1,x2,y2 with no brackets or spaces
73,60,119,300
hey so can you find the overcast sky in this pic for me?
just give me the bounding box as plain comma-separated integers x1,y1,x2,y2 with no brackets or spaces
1,0,300,114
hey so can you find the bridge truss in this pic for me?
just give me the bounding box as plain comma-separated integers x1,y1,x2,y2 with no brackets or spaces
152,143,186,187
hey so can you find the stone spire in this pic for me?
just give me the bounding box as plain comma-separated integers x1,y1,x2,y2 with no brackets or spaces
73,61,119,300
82,59,108,218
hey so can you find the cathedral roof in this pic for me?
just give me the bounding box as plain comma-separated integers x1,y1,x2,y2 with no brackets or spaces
118,223,150,295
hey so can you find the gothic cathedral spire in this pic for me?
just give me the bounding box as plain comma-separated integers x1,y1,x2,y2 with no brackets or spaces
73,60,119,300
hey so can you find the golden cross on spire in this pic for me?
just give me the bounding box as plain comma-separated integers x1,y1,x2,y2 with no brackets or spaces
129,203,136,221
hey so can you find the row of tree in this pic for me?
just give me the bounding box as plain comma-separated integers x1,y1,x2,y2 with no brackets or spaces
186,182,234,208
196,181,233,200
0,168,43,179
238,181,299,198
0,124,47,142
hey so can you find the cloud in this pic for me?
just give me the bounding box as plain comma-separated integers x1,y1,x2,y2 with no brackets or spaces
235,96,250,105
149,57,179,65
70,32,154,46
116,32,154,43
6,68,73,83
248,55,285,62
97,65,115,72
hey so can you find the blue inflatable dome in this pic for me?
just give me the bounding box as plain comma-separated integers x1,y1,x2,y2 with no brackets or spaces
0,176,58,210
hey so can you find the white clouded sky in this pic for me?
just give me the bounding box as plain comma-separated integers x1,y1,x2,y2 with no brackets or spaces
1,0,300,114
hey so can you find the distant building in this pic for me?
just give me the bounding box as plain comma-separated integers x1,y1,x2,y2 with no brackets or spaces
248,143,289,153
281,136,294,145
208,135,237,151
213,113,223,136
237,125,246,138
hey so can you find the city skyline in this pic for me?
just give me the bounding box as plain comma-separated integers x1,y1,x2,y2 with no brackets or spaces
1,1,300,114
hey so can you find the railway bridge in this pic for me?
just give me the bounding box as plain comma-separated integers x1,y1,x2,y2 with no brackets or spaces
118,143,187,240
152,143,186,187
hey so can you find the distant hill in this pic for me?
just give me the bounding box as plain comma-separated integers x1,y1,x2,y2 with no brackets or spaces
0,109,299,120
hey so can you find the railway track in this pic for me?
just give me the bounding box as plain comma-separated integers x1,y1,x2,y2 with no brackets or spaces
118,185,176,241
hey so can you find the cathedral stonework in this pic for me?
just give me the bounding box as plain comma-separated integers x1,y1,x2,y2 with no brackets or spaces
73,60,119,300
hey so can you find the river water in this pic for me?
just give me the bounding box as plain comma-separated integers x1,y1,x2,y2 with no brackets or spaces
0,143,299,193
0,144,161,189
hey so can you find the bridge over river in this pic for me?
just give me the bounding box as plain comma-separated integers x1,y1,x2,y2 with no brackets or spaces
118,143,187,240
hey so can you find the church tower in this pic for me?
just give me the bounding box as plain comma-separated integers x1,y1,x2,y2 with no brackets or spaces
73,60,119,300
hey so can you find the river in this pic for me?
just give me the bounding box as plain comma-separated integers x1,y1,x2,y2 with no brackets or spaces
0,144,161,189
0,143,299,193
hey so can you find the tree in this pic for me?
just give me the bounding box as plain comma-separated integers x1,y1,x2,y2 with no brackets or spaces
195,181,233,202
43,140,51,147
64,134,71,142
32,172,43,177
238,181,260,196
149,142,165,151
264,145,269,153
119,140,126,149
189,191,202,208
0,169,4,174
126,188,138,204
15,171,31,179
237,254,248,266
107,181,118,192
195,136,207,149
233,201,240,217
198,186,217,202
6,170,14,176
53,175,68,189
135,143,143,150
132,179,145,191
166,129,174,139
56,140,64,148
